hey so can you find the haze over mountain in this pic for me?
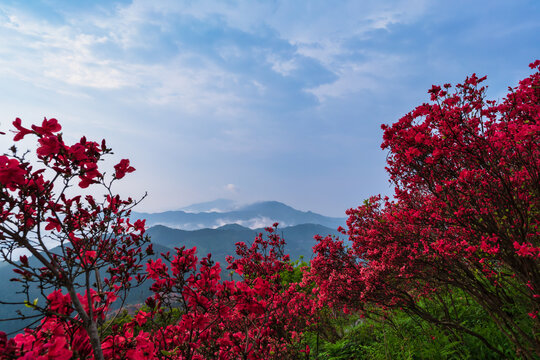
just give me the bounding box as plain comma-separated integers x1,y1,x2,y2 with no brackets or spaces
133,200,346,230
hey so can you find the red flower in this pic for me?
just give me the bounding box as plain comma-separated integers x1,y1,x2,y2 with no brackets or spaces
134,310,150,326
45,217,62,232
84,251,97,265
31,117,62,136
37,135,61,157
0,155,26,189
47,290,73,315
78,162,102,188
114,159,135,179
12,118,33,141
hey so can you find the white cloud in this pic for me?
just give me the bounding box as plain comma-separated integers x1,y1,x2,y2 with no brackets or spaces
224,183,238,193
0,9,131,94
84,0,430,87
123,57,244,116
0,0,431,118
306,53,405,101
266,53,298,76
0,6,251,117
294,40,348,68
251,80,266,94
213,217,285,229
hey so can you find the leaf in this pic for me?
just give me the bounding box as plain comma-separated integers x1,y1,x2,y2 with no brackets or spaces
23,298,38,308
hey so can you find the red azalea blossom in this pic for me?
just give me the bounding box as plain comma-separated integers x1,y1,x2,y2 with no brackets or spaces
0,156,25,189
12,117,33,141
114,159,135,179
32,117,62,136
37,135,62,157
0,117,151,360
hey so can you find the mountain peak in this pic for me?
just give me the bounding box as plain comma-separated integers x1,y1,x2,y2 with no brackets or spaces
179,199,238,213
216,223,249,231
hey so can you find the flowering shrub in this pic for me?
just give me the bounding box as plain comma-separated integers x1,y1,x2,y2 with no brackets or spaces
0,118,316,359
0,118,150,359
127,224,315,359
0,226,315,359
309,61,540,359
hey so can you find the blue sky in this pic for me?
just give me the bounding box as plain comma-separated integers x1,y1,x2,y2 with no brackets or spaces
0,0,538,216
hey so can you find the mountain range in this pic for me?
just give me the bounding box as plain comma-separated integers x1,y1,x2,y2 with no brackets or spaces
146,222,341,267
133,200,345,230
0,200,344,334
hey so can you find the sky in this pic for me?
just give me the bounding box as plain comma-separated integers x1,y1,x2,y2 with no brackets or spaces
0,0,538,217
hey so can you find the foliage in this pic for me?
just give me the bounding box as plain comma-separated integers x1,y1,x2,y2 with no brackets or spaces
308,60,540,359
0,118,150,359
0,131,317,360
124,224,315,359
307,288,519,359
281,256,310,286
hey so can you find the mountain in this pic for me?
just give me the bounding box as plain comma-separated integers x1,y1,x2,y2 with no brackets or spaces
0,222,341,334
133,201,345,230
146,222,340,268
179,199,238,213
0,199,345,334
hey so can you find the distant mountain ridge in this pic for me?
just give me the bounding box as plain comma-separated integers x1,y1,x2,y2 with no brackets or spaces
0,222,340,334
146,222,340,265
133,200,345,230
1,200,344,334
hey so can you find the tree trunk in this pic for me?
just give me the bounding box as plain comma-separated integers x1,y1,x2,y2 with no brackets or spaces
87,320,105,360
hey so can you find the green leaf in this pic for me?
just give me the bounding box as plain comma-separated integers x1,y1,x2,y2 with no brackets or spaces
24,298,38,309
